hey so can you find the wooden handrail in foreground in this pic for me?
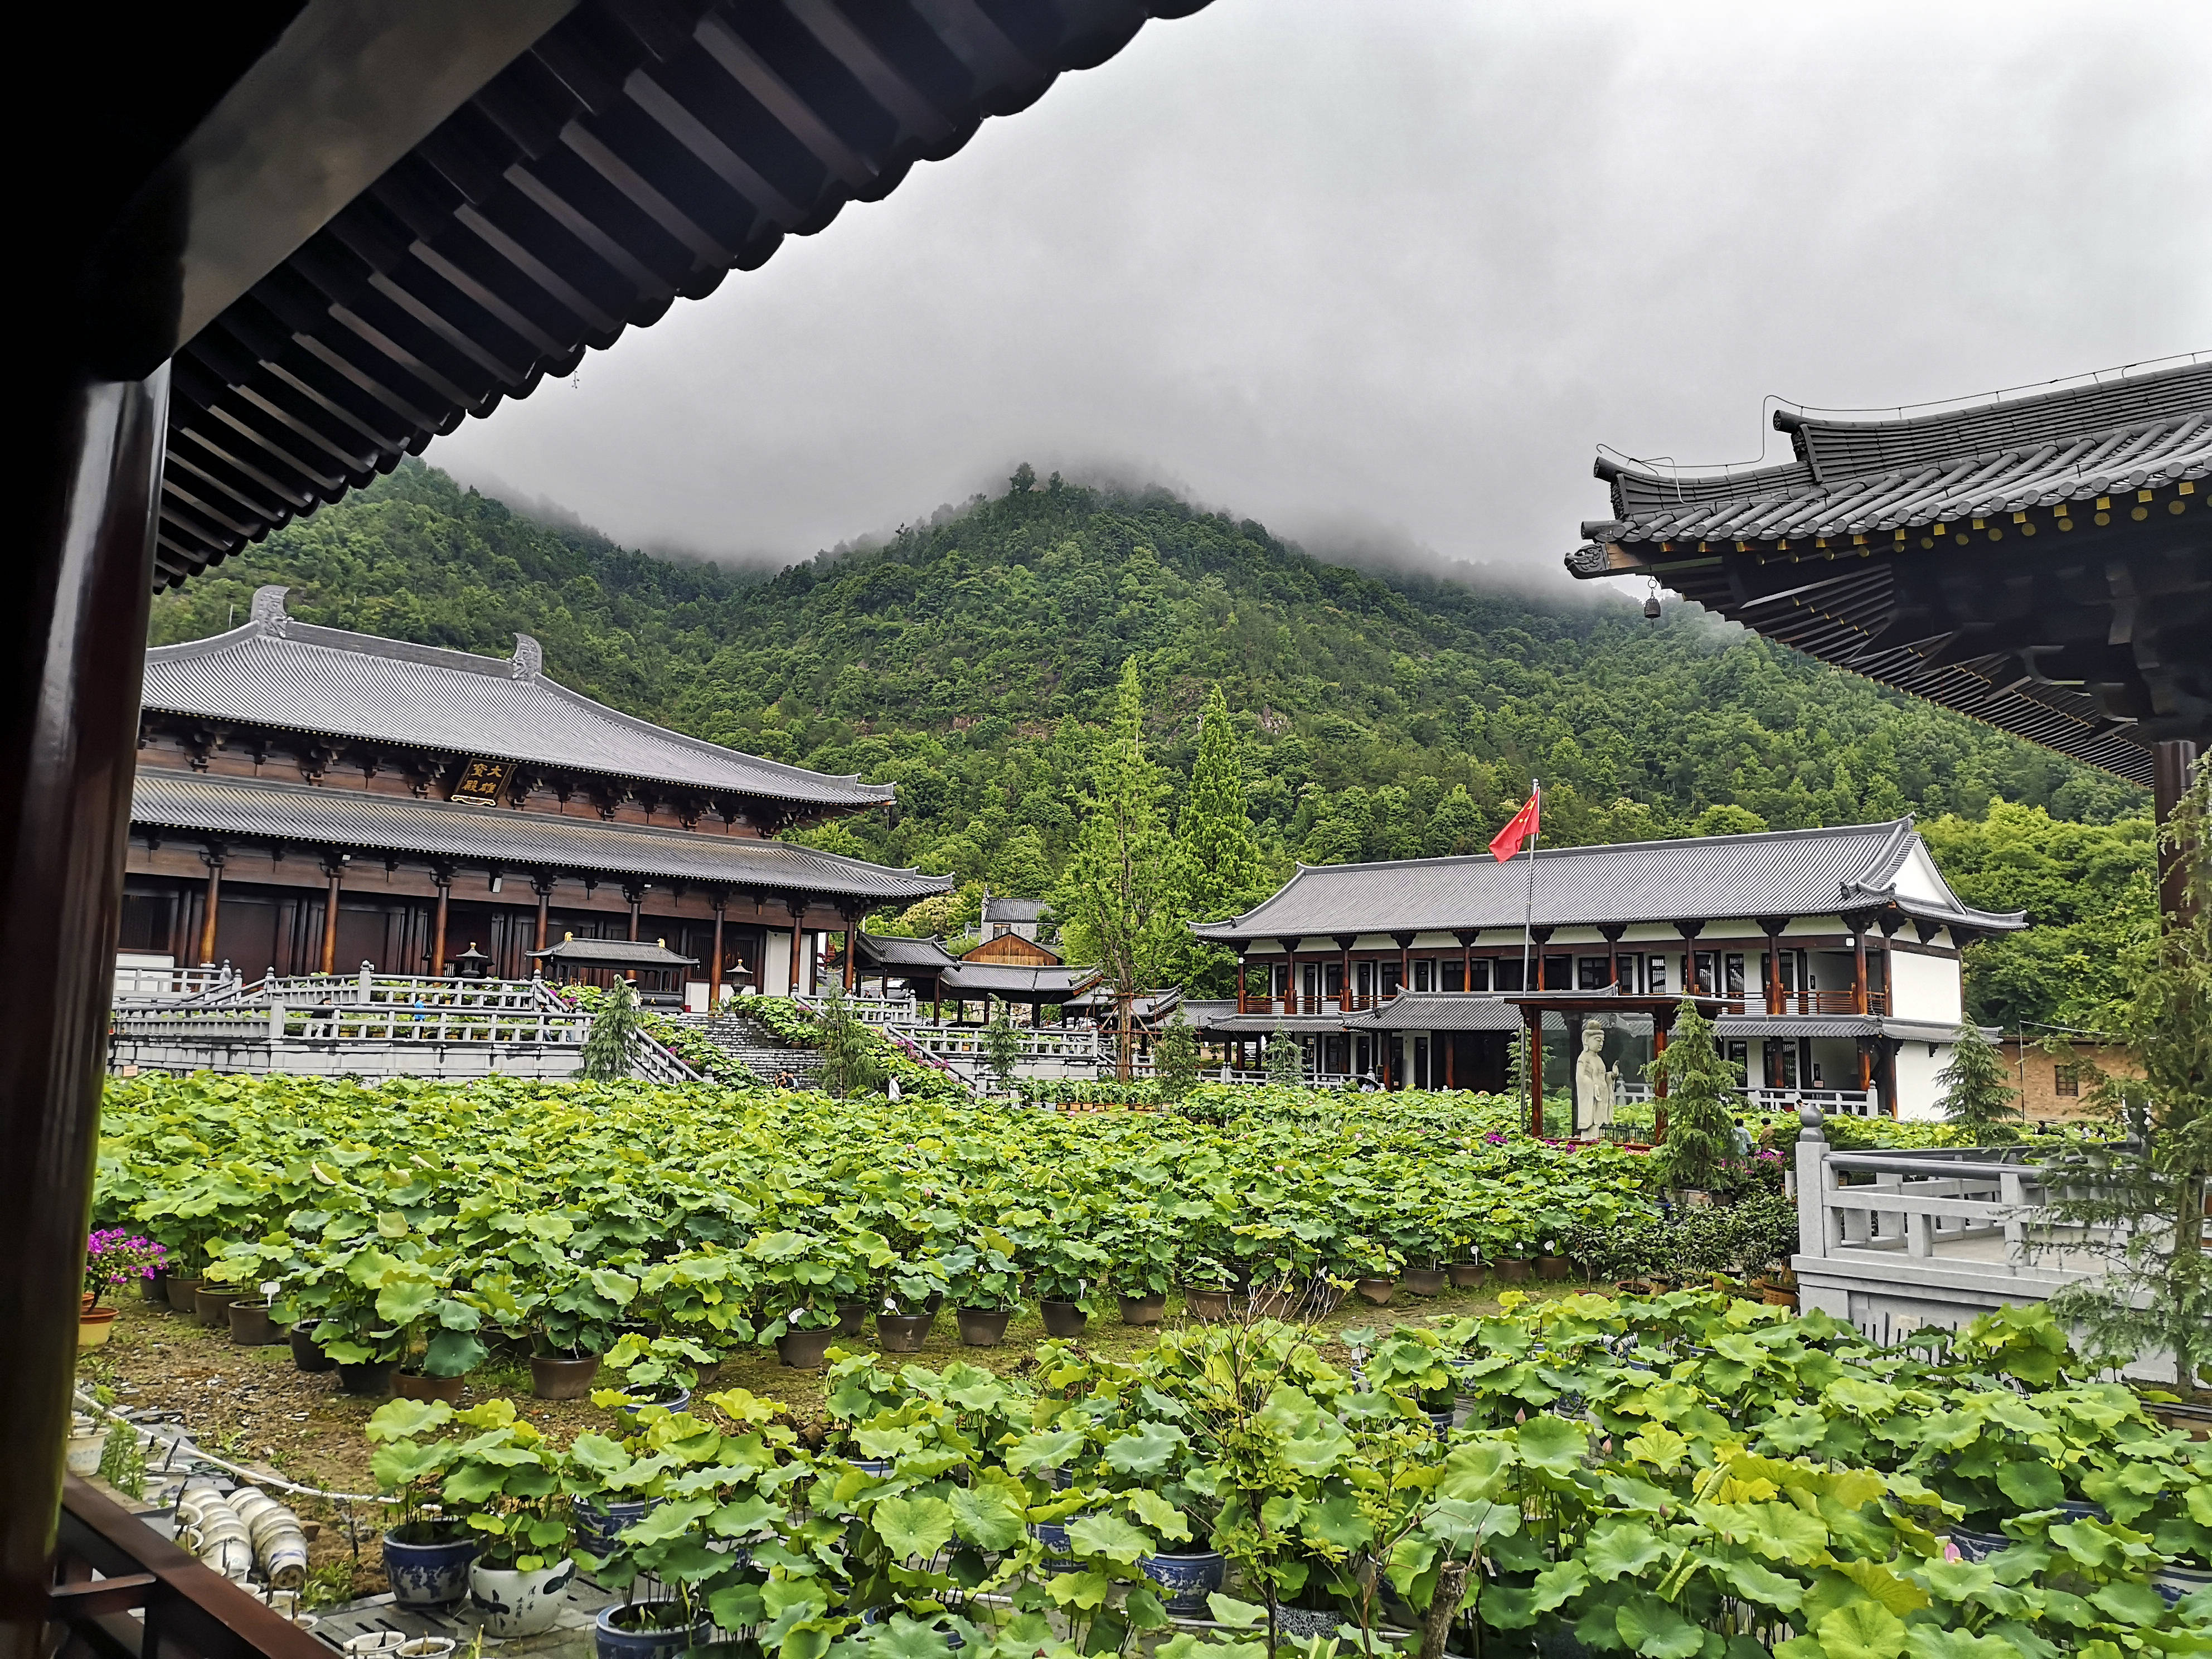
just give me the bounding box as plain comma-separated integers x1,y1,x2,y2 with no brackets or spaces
51,1476,327,1659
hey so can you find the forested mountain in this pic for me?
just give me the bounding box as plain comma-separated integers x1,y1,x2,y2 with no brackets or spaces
147,460,2151,1030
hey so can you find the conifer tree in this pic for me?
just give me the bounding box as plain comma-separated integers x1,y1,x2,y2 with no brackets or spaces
1054,659,1181,1079
1265,1022,1307,1089
1156,1008,1201,1099
583,980,641,1080
1934,1020,2022,1143
1180,685,1266,916
982,1005,1021,1094
1647,1000,1743,1192
816,987,882,1099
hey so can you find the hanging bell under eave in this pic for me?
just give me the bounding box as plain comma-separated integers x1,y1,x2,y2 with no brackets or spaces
1643,591,1662,619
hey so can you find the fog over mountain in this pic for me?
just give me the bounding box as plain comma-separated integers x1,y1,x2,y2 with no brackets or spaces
430,0,2211,590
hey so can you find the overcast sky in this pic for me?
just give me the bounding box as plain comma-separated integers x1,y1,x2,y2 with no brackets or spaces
431,0,2211,591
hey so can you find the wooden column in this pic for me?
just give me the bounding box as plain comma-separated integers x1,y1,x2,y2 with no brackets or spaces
787,900,806,995
1458,930,1476,995
1852,924,1869,1015
1336,934,1355,1011
1760,918,1788,1014
1673,919,1705,995
625,884,643,942
708,894,726,1011
1652,1013,1672,1142
318,857,344,975
1393,932,1413,999
197,851,225,963
1600,923,1626,991
533,875,553,955
4,366,169,1607
843,913,858,990
1277,937,1298,1014
1236,956,1246,1013
430,872,451,976
2154,739,2201,926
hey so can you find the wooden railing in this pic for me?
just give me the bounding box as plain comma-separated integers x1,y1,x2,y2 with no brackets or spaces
52,1474,328,1659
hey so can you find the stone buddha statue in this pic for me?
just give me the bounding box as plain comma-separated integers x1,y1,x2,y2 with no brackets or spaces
1574,1022,1619,1139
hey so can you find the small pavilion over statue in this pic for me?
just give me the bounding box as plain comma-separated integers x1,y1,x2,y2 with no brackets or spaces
1566,361,2210,918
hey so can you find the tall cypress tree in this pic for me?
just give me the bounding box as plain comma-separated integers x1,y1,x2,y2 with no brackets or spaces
1647,1000,1742,1192
1054,659,1180,1080
1935,1021,2023,1143
1180,684,1266,917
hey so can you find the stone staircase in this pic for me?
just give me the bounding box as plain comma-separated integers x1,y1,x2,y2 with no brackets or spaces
680,1013,823,1087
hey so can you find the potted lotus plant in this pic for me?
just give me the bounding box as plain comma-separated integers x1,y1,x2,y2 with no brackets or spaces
364,1398,475,1609
1028,1221,1110,1338
941,1229,1021,1346
1097,1202,1177,1325
439,1401,576,1639
81,1231,163,1346
510,1259,640,1399
747,1225,870,1369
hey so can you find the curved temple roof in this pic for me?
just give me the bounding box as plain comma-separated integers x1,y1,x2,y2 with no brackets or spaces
157,0,1208,589
1192,819,2022,944
134,770,950,903
145,586,889,807
1568,362,2212,784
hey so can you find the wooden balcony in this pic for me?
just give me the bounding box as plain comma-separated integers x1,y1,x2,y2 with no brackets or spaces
51,1476,328,1659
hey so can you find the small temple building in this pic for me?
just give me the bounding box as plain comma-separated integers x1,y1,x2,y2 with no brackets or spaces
120,588,950,1005
1192,818,2022,1120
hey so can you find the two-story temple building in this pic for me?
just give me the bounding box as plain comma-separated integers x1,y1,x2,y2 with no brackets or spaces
120,588,950,1004
1192,818,2022,1119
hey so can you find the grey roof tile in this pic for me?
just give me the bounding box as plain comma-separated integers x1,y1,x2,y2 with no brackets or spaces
145,593,891,808
133,771,950,903
1192,819,2020,943
1590,363,2210,545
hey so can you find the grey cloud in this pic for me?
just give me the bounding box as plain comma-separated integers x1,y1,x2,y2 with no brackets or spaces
430,0,2212,589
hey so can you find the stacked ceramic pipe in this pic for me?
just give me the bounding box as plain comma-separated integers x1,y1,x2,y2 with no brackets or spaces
176,1482,308,1588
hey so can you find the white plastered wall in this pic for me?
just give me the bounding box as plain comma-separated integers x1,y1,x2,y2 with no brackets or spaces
1893,1039,1951,1120
1886,948,1963,1025
762,931,792,996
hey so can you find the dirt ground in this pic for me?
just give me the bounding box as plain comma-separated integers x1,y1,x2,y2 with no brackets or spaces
76,1275,1583,1604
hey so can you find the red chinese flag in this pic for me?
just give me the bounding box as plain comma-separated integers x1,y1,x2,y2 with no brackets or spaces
1490,791,1540,862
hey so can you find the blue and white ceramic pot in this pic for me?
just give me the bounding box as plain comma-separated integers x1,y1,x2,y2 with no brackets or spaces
1139,1549,1225,1616
381,1532,479,1609
593,1603,711,1659
573,1497,659,1561
469,1559,575,1638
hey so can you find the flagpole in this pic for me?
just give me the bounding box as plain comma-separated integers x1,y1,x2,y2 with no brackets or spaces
1519,778,1541,993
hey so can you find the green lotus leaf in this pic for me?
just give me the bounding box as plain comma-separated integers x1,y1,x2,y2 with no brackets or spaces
872,1493,958,1559
1614,1592,1704,1658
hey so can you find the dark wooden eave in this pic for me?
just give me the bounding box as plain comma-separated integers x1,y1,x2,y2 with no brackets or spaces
1568,363,2212,785
149,0,1210,590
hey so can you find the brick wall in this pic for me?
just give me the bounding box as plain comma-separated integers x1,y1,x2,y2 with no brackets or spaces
1996,1040,2142,1122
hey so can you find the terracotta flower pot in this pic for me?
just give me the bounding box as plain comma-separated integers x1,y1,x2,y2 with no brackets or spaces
395,1372,467,1404
79,1307,118,1348
955,1307,1012,1347
1447,1263,1485,1289
1498,1259,1532,1283
166,1277,202,1314
530,1354,600,1399
193,1284,232,1327
1040,1300,1088,1338
876,1313,932,1353
777,1327,836,1369
1181,1287,1232,1322
227,1300,278,1346
1403,1269,1447,1297
1355,1277,1397,1307
1537,1255,1570,1280
1118,1293,1166,1326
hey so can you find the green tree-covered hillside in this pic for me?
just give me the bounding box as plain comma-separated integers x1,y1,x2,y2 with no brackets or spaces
148,460,2150,1027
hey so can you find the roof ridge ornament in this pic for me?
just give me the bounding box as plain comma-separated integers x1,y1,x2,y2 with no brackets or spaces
511,633,544,678
249,585,290,632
